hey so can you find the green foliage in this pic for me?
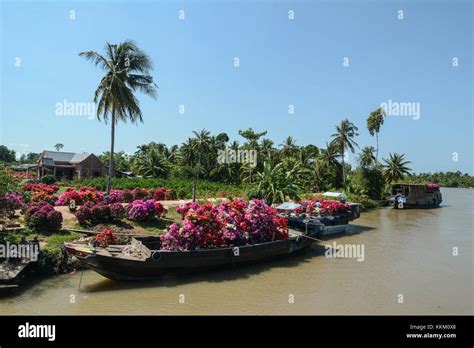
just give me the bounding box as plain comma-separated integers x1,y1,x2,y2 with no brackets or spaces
382,153,412,183
71,177,246,199
0,166,20,195
40,175,56,185
0,145,16,163
255,162,302,204
348,167,385,200
406,171,474,188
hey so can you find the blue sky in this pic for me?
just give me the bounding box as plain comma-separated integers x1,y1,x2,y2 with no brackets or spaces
1,0,472,174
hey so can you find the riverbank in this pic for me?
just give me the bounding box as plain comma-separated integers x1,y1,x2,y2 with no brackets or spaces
1,188,470,314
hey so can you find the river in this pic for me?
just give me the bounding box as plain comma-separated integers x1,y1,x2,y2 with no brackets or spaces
1,188,472,315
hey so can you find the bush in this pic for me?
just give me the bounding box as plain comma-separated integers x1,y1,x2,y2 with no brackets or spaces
351,168,385,200
55,186,104,206
245,186,265,201
40,175,56,185
75,201,125,226
150,188,168,201
25,201,63,232
23,183,59,205
126,199,166,222
70,177,246,199
121,189,134,203
109,203,126,220
0,192,25,216
132,188,149,200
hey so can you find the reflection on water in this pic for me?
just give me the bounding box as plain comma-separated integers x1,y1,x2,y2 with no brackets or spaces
1,188,472,315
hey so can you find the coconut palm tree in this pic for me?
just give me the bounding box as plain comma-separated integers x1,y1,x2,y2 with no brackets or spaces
238,128,267,183
54,143,64,152
382,153,412,183
260,138,275,166
191,129,212,179
135,147,169,178
366,108,386,160
330,119,359,184
79,40,157,196
359,146,377,168
280,136,298,158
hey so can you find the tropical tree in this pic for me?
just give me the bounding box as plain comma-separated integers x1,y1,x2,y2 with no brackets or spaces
382,153,412,183
99,151,131,173
358,146,376,168
134,147,170,178
256,162,301,204
54,143,64,152
330,119,359,184
0,145,16,163
238,128,267,183
191,129,212,179
280,136,298,158
366,108,386,160
79,40,157,196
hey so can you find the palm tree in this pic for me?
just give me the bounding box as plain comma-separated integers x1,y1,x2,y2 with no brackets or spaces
260,138,274,165
280,136,299,158
366,108,386,160
191,129,212,179
135,148,169,178
330,119,359,184
238,128,267,183
54,143,64,152
382,153,412,183
317,142,340,171
359,146,376,168
79,40,157,196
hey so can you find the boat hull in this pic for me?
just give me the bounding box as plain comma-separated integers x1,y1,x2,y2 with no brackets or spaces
70,234,318,281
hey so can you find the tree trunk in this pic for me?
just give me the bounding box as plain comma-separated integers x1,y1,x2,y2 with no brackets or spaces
106,110,115,199
341,150,345,185
376,132,379,161
192,179,196,202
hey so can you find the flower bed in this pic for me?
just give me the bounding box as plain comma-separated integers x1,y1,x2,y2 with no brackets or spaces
24,201,63,232
76,202,125,226
426,183,440,190
176,201,200,218
107,188,169,203
126,199,166,222
23,183,59,204
160,199,288,251
55,186,104,206
293,199,350,217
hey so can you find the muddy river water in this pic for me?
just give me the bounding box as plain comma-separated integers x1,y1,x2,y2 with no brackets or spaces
1,188,472,315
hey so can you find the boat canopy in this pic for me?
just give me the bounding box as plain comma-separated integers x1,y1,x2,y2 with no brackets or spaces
322,192,347,199
276,202,302,210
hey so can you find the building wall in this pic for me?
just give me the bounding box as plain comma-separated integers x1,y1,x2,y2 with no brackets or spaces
78,155,106,178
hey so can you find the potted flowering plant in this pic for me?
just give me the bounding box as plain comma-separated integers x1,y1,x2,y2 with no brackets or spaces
95,228,116,247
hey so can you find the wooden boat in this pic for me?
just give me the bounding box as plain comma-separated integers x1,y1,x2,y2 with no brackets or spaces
390,184,442,209
0,259,31,286
65,224,325,281
277,199,361,237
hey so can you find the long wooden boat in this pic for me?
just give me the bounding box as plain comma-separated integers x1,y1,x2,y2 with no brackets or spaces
65,224,324,281
390,184,442,209
278,201,361,237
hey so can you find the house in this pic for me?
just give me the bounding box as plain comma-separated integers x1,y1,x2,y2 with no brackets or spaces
37,150,107,179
